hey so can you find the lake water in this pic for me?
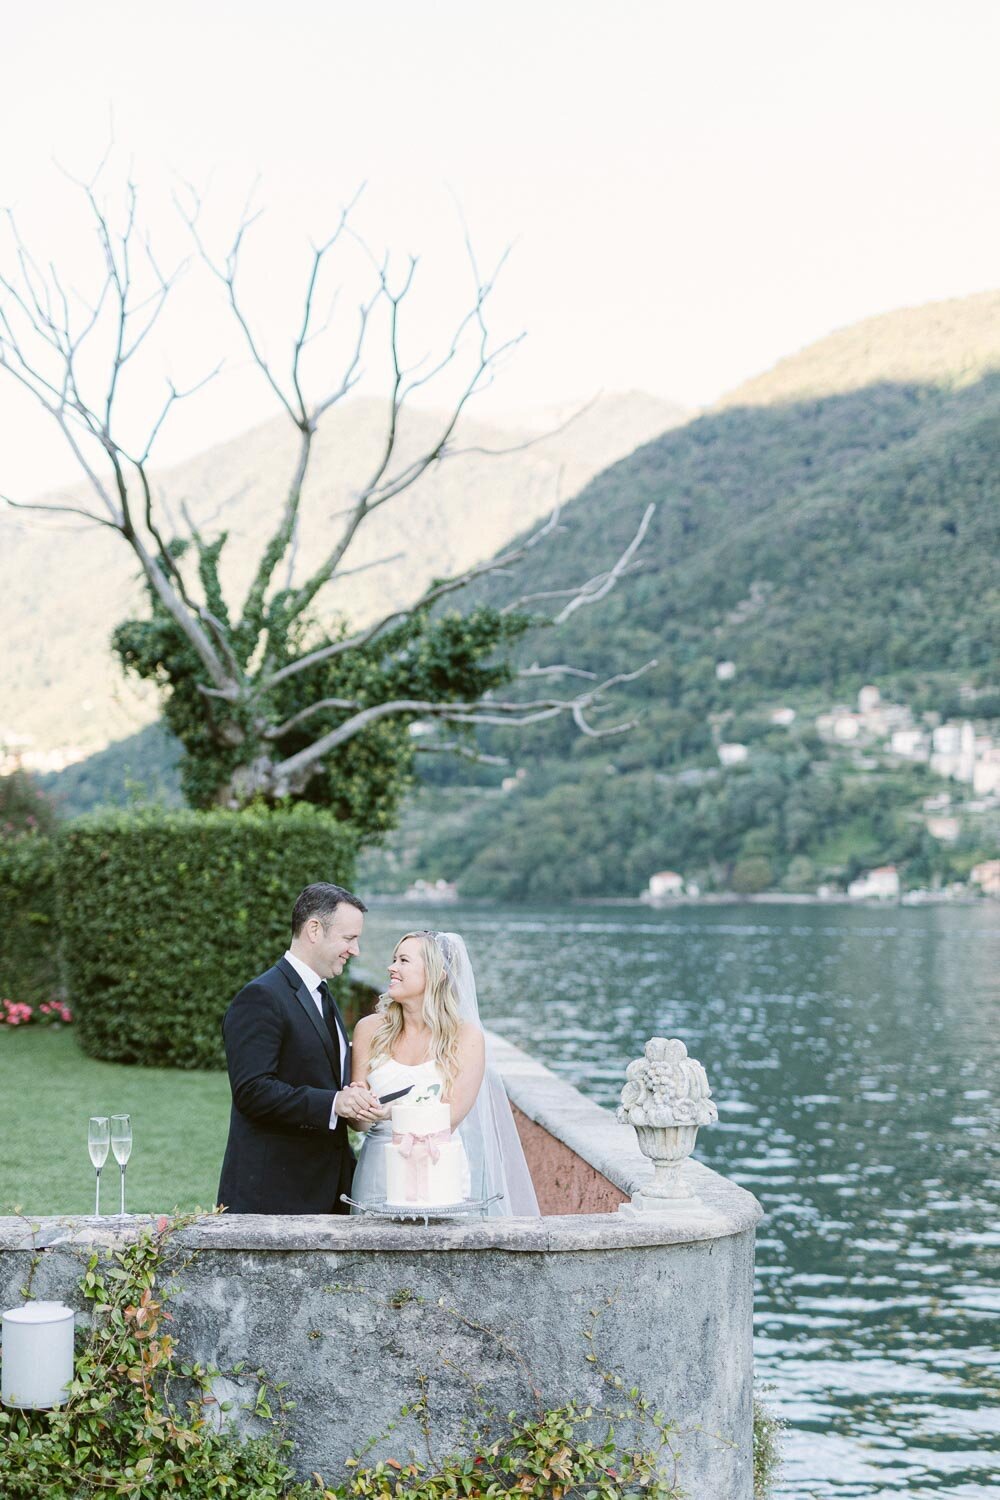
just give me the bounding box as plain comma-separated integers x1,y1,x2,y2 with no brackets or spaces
360,899,1000,1500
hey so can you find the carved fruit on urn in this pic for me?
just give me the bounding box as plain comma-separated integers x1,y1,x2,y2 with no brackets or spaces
617,1037,718,1200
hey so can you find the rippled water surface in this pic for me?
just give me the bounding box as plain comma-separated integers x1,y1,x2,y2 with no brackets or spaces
361,899,1000,1499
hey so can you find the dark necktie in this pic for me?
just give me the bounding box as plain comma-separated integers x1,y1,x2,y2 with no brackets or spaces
317,981,343,1088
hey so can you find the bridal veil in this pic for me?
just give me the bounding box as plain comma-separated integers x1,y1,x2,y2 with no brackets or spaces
434,931,540,1217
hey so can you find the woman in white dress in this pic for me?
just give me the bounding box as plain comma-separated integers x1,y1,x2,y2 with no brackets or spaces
349,930,539,1217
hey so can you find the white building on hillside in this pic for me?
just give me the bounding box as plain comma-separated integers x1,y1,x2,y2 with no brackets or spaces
926,816,961,842
973,747,1000,796
930,721,976,783
834,713,861,741
970,860,1000,896
891,728,929,760
646,871,684,900
847,866,900,901
403,878,458,903
717,742,749,766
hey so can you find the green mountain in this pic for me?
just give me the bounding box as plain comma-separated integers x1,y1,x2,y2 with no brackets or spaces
38,723,184,820
362,291,1000,899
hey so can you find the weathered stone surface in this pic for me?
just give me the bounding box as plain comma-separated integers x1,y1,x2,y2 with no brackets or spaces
0,1033,762,1499
510,1103,628,1213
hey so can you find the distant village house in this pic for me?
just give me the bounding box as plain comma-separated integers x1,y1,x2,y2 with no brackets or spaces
847,866,900,901
970,860,1000,897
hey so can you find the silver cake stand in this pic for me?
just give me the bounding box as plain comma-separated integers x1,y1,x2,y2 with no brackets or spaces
340,1192,504,1224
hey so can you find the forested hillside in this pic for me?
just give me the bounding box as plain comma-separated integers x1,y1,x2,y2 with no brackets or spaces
363,293,1000,898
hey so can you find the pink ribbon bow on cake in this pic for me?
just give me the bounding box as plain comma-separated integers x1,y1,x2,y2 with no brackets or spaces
393,1128,452,1201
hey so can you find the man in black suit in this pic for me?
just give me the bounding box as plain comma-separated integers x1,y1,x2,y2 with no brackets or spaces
217,882,383,1215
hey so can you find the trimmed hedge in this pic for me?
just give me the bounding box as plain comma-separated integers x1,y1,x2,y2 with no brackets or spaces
0,835,60,1004
59,807,360,1069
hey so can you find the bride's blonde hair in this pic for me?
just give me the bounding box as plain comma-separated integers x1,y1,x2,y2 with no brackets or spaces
368,931,462,1097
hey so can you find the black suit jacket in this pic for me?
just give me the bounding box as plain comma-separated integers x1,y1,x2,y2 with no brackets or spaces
217,958,355,1214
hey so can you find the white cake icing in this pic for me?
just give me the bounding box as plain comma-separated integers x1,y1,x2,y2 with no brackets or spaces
385,1095,466,1207
391,1098,451,1136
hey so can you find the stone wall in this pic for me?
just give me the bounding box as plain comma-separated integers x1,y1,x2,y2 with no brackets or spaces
509,1103,627,1213
0,1035,762,1499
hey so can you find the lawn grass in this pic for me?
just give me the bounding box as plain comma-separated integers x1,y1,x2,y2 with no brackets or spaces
0,1027,231,1216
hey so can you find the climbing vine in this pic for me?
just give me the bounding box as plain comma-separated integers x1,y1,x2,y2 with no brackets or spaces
0,1214,303,1498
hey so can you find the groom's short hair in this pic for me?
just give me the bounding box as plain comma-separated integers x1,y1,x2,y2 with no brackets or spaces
292,882,368,938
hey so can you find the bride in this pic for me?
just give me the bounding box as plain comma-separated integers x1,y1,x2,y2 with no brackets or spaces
349,930,539,1217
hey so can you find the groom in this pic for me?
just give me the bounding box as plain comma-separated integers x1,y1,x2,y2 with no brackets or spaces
217,882,383,1215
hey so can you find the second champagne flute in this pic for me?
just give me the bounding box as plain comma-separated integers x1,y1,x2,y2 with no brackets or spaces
110,1114,132,1216
88,1117,110,1216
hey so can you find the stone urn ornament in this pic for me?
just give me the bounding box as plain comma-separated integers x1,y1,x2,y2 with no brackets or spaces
617,1037,718,1210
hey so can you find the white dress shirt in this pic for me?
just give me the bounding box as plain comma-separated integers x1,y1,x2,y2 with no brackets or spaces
283,950,348,1129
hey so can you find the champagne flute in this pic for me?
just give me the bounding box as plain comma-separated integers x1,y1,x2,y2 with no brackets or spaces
110,1114,132,1216
88,1117,110,1216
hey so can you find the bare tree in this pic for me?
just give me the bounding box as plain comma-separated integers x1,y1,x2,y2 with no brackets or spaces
0,165,654,819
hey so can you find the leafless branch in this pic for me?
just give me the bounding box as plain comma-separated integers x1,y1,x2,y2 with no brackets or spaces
268,662,657,789
324,550,405,584
133,364,223,466
517,663,598,681
178,184,375,631
262,504,563,693
290,186,365,420
552,503,655,624
571,703,636,737
2,492,121,531
179,185,300,425
413,740,509,767
443,393,602,459
499,502,653,624
0,177,235,693
284,234,524,617
264,697,359,739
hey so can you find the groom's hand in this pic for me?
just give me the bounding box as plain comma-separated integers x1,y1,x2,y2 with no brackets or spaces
334,1083,385,1123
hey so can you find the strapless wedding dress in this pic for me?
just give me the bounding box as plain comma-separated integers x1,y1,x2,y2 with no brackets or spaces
350,1057,471,1211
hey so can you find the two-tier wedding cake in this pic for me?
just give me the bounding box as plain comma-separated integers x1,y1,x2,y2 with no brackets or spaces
385,1088,466,1207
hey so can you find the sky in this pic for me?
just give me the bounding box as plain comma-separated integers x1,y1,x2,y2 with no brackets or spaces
2,0,999,498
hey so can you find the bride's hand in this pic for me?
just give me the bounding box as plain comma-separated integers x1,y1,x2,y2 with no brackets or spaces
335,1083,384,1123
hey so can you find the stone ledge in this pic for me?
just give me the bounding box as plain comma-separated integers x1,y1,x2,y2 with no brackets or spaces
487,1028,761,1231
0,1032,760,1253
0,1183,757,1253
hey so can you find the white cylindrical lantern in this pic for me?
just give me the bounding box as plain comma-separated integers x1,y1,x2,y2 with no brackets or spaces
1,1301,75,1409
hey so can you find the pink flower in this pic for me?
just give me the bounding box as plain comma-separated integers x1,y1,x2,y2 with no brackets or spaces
1,998,44,1026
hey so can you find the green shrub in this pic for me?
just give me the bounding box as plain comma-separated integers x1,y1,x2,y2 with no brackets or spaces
753,1393,784,1498
729,855,774,894
0,834,59,1004
59,807,359,1069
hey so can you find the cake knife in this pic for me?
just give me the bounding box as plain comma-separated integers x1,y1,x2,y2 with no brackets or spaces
377,1085,415,1105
